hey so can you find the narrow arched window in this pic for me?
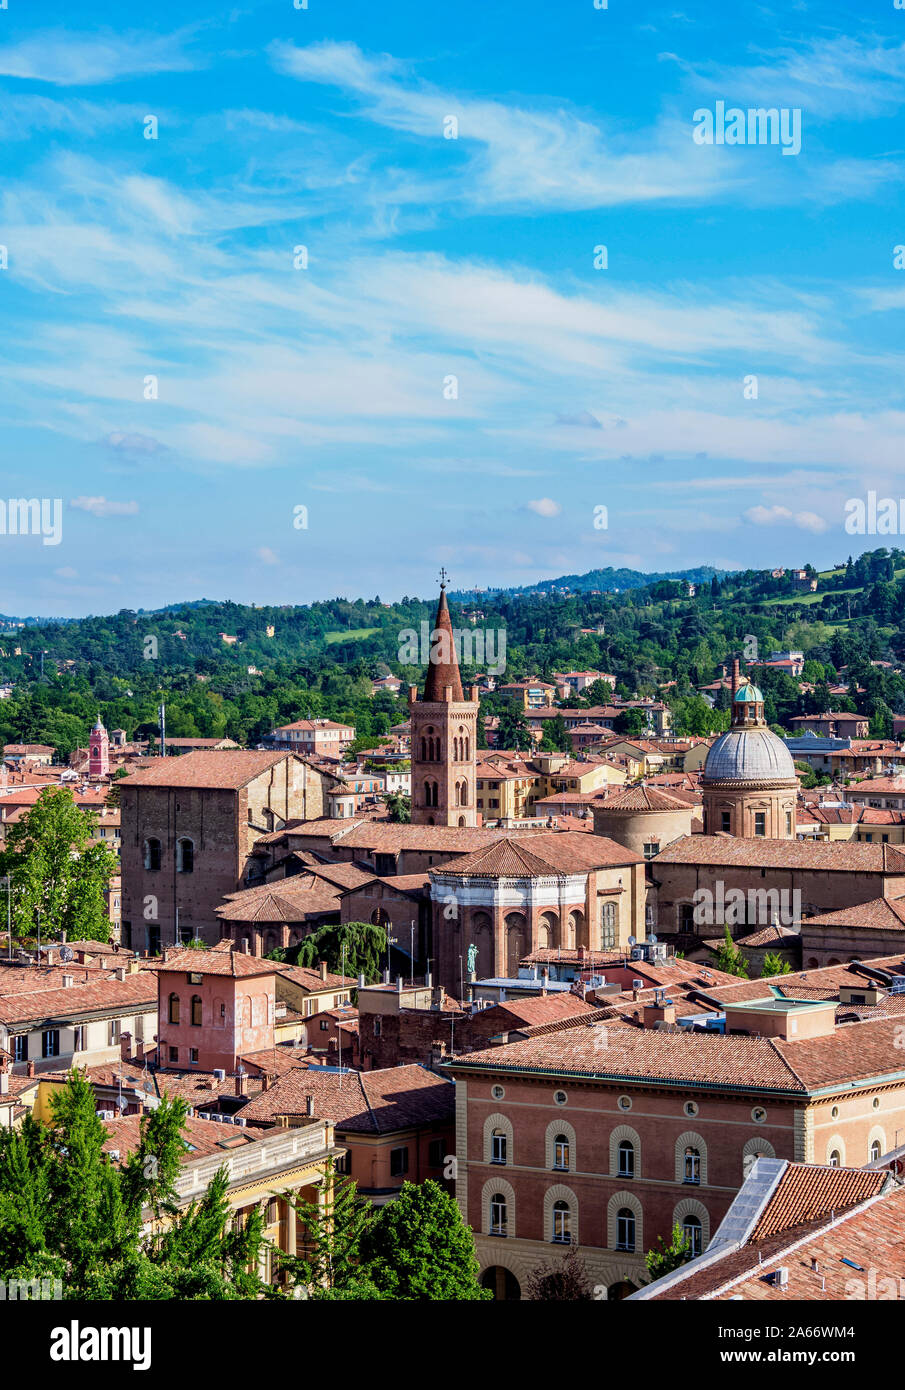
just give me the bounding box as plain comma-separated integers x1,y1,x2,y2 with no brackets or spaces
168,993,180,1025
176,838,194,873
618,1139,635,1179
191,995,202,1027
829,1149,841,1168
490,1193,507,1236
616,1207,635,1252
552,1200,571,1244
870,1140,882,1163
684,1147,701,1184
491,1129,507,1165
553,1135,570,1171
144,838,161,871
683,1214,702,1258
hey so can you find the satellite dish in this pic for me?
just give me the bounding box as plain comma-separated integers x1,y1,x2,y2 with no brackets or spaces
627,935,636,947
59,945,74,963
650,934,658,944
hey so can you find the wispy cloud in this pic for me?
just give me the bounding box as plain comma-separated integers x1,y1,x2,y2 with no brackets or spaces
0,29,200,86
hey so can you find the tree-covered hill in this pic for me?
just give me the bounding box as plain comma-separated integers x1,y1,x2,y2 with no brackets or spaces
1,548,903,757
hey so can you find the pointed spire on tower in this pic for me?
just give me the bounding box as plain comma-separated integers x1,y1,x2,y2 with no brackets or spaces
422,572,464,702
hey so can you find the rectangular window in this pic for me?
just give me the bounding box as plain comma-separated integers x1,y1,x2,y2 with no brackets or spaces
390,1146,409,1177
109,1019,121,1046
188,1047,199,1065
73,1025,85,1052
643,842,660,860
12,1034,28,1062
42,1030,59,1059
428,1138,445,1168
168,1046,179,1064
754,812,766,837
721,811,731,833
334,1151,350,1174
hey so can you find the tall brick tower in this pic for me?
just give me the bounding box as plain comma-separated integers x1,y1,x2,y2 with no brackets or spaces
409,575,479,826
88,715,110,778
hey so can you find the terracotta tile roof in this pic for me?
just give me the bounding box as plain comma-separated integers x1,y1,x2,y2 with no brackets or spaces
482,994,600,1028
120,750,297,790
751,1163,889,1241
648,1165,899,1301
733,923,801,947
240,1062,455,1132
654,834,905,873
0,971,157,1026
433,831,642,877
287,820,535,852
158,941,277,978
102,1113,254,1161
270,962,354,993
593,784,693,812
802,896,905,931
446,1024,808,1092
215,878,344,923
845,776,905,794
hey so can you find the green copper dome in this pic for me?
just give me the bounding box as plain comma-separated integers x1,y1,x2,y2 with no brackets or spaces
734,681,764,703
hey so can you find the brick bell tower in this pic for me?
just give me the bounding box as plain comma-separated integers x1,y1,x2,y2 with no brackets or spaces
409,574,479,827
89,715,110,778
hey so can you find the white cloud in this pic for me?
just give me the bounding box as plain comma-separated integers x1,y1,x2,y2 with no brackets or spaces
0,29,198,86
744,504,827,533
256,547,279,566
70,496,139,518
527,498,561,518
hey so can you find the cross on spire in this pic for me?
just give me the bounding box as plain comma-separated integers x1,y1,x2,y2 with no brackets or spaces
438,566,449,590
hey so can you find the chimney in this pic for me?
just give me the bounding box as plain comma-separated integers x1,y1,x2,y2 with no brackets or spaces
305,1095,314,1117
731,657,740,702
357,973,365,988
643,999,676,1028
235,1071,247,1096
262,1073,270,1092
396,975,404,994
120,1031,131,1062
114,966,127,982
541,967,549,998
241,938,250,956
0,1072,8,1095
319,959,328,982
425,970,433,988
26,1060,35,1077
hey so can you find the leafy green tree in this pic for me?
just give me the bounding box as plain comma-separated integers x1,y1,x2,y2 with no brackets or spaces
714,925,749,979
0,1069,272,1300
645,1223,695,1281
280,1159,377,1297
614,707,647,739
496,705,530,751
0,787,118,943
761,950,792,978
539,714,569,752
382,791,411,823
295,921,387,983
360,1180,490,1300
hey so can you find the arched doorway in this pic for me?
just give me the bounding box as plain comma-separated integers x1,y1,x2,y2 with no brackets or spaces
607,1279,637,1301
481,1266,521,1300
470,911,493,979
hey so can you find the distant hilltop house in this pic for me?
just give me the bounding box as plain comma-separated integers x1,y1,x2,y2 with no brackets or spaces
790,568,818,592
553,670,616,695
219,633,239,645
371,674,404,697
266,718,356,757
790,712,870,739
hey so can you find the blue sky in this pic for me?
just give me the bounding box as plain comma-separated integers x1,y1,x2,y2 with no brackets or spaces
1,0,904,615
